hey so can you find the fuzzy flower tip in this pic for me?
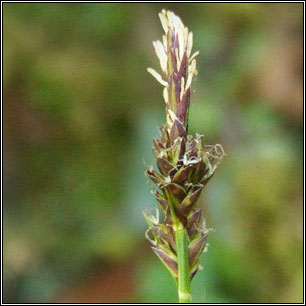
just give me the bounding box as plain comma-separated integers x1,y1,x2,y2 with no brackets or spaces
147,10,199,131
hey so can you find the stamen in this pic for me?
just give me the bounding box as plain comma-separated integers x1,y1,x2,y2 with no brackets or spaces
163,87,168,103
153,40,168,74
187,32,193,58
189,51,199,63
159,11,169,33
147,68,168,86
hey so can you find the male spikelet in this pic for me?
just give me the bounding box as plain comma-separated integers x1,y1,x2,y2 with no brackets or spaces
144,10,225,285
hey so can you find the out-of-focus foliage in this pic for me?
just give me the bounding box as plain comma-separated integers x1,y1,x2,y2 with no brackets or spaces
3,3,303,303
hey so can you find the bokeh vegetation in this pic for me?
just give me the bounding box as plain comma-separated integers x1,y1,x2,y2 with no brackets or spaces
3,3,303,303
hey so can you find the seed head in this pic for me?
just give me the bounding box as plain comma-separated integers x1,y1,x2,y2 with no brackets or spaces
145,10,225,282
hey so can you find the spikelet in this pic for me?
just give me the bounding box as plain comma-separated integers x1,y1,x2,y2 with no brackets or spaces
145,10,225,282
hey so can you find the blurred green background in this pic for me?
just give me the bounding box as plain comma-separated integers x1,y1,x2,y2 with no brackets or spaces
3,3,303,303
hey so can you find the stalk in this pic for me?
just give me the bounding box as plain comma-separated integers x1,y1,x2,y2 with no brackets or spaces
175,223,191,303
167,189,191,303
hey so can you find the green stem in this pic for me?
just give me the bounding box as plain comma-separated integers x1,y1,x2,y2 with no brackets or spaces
164,190,191,302
174,222,191,303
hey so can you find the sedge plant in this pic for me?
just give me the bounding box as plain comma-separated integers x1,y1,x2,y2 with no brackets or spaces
144,10,225,303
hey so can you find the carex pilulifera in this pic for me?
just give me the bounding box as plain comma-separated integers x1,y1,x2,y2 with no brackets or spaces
144,10,225,301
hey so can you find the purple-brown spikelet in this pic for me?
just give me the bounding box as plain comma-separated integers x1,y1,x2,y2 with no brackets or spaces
144,10,225,282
